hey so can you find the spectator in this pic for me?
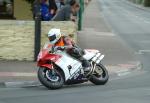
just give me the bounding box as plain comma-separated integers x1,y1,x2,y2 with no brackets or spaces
52,0,80,22
49,0,58,16
41,0,53,21
60,0,65,8
55,0,65,10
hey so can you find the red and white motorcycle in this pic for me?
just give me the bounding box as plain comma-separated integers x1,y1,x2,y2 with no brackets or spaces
37,43,109,89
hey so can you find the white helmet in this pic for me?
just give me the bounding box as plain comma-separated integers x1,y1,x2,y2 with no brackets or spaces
48,28,62,44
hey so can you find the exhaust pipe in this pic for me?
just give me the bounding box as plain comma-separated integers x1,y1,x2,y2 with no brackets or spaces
96,55,105,64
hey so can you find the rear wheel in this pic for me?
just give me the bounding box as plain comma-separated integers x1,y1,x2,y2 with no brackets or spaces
89,63,109,85
38,67,64,89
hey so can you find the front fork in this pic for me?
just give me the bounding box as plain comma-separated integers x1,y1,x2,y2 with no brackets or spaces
52,64,55,75
86,61,97,76
50,63,56,76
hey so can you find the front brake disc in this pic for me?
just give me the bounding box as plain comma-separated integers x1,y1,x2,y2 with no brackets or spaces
94,67,103,75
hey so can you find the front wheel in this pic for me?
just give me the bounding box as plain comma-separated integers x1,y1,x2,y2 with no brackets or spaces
89,63,109,85
38,67,64,89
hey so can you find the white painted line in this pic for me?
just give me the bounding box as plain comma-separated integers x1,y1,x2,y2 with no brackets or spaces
12,73,37,77
117,71,131,77
116,69,130,73
138,50,150,54
95,32,116,36
4,81,40,87
143,21,150,24
111,70,146,81
0,72,36,77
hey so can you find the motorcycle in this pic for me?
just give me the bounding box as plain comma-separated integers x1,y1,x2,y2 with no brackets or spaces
37,43,109,89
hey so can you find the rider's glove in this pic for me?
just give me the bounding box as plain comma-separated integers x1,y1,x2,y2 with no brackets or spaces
57,46,65,50
54,46,65,51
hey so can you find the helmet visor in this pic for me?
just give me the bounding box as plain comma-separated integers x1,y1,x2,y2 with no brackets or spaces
49,34,56,42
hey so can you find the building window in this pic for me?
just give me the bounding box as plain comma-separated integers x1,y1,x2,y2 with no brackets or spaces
0,0,14,19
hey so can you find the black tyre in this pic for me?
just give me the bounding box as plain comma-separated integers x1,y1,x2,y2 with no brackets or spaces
38,67,64,89
89,63,109,85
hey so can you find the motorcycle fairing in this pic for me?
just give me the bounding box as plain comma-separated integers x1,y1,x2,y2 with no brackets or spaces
83,49,99,60
37,49,61,69
55,51,82,81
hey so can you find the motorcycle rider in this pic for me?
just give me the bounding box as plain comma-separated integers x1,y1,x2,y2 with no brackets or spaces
48,28,91,72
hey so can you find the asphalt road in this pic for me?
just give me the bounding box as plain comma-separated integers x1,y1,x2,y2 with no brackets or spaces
99,0,150,71
0,0,150,103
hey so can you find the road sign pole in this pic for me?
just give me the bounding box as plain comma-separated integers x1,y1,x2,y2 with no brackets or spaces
34,0,41,61
78,0,84,31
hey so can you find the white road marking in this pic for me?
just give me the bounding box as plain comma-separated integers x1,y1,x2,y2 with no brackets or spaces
144,21,150,24
0,72,36,77
116,69,130,73
111,70,147,81
95,32,115,36
137,50,150,54
117,71,131,77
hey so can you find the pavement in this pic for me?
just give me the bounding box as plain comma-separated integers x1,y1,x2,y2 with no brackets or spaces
0,61,38,88
0,0,142,88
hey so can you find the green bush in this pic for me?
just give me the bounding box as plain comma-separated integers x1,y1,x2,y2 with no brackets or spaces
143,0,150,7
136,0,143,4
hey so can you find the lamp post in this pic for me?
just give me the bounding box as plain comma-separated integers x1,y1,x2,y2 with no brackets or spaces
34,0,41,61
